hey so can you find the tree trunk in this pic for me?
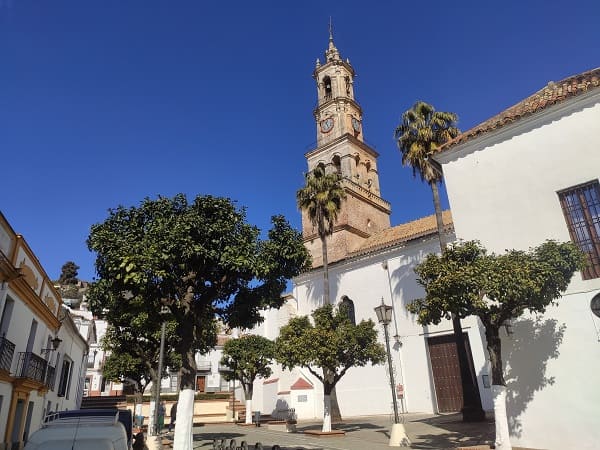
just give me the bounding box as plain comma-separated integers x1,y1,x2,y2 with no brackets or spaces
147,370,158,435
485,325,511,450
173,331,197,450
431,182,446,251
431,182,485,422
321,235,330,305
322,382,333,433
244,384,253,425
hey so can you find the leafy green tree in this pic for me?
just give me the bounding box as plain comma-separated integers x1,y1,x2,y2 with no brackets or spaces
87,194,309,450
393,101,485,420
275,304,385,432
408,240,583,450
296,164,345,305
58,261,80,285
220,334,276,424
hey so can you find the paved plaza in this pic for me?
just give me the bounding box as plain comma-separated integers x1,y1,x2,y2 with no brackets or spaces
149,413,496,450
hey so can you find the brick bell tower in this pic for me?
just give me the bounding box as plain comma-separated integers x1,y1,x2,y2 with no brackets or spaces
301,28,391,266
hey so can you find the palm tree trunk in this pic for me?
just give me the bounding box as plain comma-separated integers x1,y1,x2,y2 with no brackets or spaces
431,182,446,251
431,182,485,422
321,235,330,305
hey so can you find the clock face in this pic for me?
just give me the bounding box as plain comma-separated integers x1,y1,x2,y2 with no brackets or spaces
320,117,334,133
351,117,361,133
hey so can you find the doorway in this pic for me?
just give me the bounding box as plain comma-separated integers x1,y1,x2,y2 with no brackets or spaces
195,375,206,393
427,333,478,413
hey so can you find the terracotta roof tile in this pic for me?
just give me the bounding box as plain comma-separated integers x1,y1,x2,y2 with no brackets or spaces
351,210,452,256
290,377,313,390
442,67,600,150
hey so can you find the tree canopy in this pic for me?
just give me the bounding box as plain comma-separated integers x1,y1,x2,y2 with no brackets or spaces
220,334,275,398
296,165,346,239
87,280,182,395
87,193,309,448
58,261,80,285
409,240,584,335
394,100,459,186
276,304,384,431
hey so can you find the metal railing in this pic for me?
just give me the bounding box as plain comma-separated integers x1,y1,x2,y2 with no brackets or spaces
16,352,47,384
0,335,15,372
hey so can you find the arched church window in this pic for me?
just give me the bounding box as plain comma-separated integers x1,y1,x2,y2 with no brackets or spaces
332,155,342,176
339,295,356,325
345,76,350,96
323,76,332,100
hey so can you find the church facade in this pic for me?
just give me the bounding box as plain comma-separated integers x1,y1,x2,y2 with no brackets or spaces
251,34,493,421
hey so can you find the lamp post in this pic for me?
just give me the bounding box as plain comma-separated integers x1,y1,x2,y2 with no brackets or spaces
374,298,410,447
152,306,169,436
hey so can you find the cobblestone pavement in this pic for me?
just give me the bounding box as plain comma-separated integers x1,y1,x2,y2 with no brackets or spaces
151,413,496,450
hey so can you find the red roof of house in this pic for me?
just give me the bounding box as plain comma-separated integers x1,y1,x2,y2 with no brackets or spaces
290,378,313,390
442,67,600,151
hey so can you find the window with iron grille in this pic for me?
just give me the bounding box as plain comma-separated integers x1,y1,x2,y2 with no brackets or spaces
558,180,600,279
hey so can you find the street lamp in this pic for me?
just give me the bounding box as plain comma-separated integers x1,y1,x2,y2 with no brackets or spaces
374,298,410,447
152,306,169,436
41,336,62,354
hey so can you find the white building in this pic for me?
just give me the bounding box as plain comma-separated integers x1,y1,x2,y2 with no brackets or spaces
434,68,600,449
250,35,493,422
0,212,89,449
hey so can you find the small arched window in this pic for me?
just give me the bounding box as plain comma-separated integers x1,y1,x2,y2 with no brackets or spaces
323,76,332,100
340,295,356,325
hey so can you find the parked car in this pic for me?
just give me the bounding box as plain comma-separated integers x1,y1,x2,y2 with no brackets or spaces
24,409,132,450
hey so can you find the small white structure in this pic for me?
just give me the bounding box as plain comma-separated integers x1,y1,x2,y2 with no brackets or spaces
434,68,600,449
0,212,89,449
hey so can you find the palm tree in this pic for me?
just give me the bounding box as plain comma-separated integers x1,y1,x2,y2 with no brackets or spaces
296,164,346,423
394,101,459,250
394,101,485,421
296,164,346,305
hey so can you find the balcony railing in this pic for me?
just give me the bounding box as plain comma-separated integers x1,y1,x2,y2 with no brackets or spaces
16,352,48,384
0,335,15,372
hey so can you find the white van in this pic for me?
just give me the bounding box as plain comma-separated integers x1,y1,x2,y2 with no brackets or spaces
24,409,132,450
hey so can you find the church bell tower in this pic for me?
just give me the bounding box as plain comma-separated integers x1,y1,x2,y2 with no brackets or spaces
302,29,391,266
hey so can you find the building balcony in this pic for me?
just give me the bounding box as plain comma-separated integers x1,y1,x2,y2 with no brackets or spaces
0,335,15,373
15,352,48,385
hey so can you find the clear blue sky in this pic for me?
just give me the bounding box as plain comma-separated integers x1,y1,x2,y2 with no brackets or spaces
2,0,598,281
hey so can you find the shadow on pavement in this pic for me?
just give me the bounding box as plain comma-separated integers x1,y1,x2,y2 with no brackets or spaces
409,413,495,449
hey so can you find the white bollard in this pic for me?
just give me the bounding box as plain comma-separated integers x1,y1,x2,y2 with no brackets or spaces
389,423,411,447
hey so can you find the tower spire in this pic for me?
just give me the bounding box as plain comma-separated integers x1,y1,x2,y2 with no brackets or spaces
325,18,340,62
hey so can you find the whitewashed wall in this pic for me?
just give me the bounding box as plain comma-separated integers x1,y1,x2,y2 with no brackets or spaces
438,92,600,449
290,233,492,419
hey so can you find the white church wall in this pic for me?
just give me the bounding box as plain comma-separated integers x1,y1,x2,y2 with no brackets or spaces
291,232,493,417
438,93,600,449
